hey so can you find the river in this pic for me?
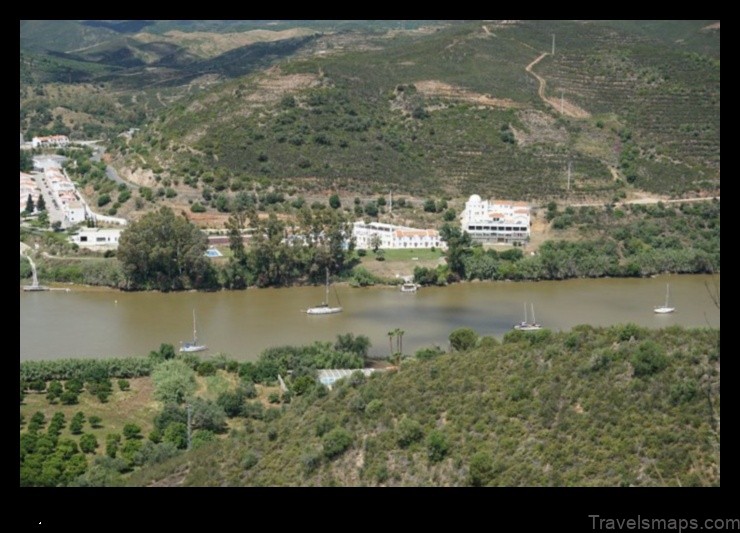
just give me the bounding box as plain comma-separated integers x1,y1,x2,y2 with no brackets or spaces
20,274,720,361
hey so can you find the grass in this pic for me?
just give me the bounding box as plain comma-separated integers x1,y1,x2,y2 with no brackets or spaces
369,248,444,262
20,377,159,452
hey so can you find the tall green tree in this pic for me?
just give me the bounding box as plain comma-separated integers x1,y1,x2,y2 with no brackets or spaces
440,223,472,280
36,194,46,212
117,207,214,291
25,194,34,214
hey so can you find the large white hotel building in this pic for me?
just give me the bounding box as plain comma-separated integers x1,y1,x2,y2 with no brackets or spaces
459,194,530,244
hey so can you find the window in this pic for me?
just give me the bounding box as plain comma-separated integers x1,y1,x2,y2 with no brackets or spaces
80,236,88,242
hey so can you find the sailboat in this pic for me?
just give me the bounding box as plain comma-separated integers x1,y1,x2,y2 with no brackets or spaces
513,302,542,331
306,268,343,315
654,283,675,314
180,309,208,352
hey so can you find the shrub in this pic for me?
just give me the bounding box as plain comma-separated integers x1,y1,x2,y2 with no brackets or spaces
322,428,352,459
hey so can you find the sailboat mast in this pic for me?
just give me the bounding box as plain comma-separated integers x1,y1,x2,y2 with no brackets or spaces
193,309,197,343
326,268,330,304
665,284,670,307
531,303,536,324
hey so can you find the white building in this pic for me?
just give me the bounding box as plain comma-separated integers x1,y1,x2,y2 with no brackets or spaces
460,194,530,244
31,135,69,149
20,172,40,213
352,221,446,250
69,228,122,250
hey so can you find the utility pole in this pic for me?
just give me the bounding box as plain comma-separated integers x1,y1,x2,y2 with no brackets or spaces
187,403,192,450
389,190,393,217
552,34,555,55
567,160,572,192
560,90,564,114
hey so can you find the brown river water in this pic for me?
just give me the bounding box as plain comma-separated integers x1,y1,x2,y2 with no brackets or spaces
20,274,719,361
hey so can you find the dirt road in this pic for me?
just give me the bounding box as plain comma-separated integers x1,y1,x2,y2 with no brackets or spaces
525,53,590,119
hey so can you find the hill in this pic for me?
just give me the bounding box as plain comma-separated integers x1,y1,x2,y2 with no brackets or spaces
20,20,720,208
126,325,720,487
114,20,719,204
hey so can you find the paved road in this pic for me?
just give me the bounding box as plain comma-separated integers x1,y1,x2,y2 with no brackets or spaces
92,145,139,190
30,168,66,228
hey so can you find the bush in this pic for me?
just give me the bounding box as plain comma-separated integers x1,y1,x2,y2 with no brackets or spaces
426,430,449,463
449,327,478,352
322,428,353,459
79,433,98,454
396,417,423,447
468,451,495,486
117,379,130,391
631,341,668,377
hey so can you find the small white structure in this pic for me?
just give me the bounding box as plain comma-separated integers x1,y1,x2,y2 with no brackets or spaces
460,194,530,244
353,221,446,250
69,228,122,250
31,135,70,149
317,368,379,390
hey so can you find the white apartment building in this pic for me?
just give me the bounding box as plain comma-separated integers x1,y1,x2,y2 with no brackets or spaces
352,221,446,250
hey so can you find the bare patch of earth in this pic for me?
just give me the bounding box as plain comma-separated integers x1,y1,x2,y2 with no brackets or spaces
512,109,569,146
415,80,520,108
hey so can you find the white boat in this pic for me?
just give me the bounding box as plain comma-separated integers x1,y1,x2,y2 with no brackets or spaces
180,309,208,352
306,268,343,315
513,302,542,331
654,283,675,314
400,277,418,293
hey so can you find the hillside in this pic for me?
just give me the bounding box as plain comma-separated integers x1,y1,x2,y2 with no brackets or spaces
112,20,718,205
127,325,720,487
20,20,719,212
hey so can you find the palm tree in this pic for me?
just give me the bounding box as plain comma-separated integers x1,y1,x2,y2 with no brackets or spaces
396,329,405,358
387,330,395,357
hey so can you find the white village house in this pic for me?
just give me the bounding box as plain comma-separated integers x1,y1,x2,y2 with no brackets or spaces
69,228,122,250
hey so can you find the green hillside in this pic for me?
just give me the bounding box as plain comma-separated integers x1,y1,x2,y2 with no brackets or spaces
117,20,718,201
126,325,720,487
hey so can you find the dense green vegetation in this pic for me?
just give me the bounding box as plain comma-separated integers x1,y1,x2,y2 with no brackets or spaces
416,200,719,285
20,334,372,486
122,324,718,486
107,20,718,203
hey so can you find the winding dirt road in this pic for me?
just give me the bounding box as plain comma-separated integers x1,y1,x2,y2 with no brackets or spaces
525,53,590,119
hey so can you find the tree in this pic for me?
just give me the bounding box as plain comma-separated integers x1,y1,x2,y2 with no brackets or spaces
329,194,341,209
370,234,382,253
79,433,98,454
117,379,130,391
440,223,472,280
163,422,188,450
25,194,34,214
88,415,102,429
123,423,142,440
423,199,437,213
36,194,46,212
364,201,378,217
117,206,214,291
189,398,227,433
449,327,478,352
70,412,85,434
46,381,63,403
151,359,197,405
